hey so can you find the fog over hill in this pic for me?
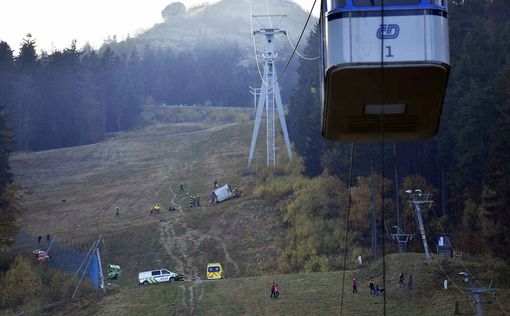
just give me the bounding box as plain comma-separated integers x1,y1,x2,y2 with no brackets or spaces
110,0,317,56
101,0,318,109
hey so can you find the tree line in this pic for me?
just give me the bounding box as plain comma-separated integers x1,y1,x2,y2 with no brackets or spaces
0,37,263,151
287,0,510,264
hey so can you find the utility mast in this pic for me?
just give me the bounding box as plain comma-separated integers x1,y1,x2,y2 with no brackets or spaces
248,15,292,167
406,189,433,260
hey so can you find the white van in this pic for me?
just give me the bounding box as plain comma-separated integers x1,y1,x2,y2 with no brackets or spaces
213,185,233,203
138,269,183,285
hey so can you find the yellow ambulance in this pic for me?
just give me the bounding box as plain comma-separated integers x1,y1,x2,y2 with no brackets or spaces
206,263,223,280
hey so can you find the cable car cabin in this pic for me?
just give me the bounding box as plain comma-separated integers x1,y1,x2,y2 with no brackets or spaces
321,0,450,141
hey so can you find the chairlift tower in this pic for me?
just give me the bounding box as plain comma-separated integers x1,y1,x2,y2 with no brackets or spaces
391,226,414,253
391,148,414,253
248,15,292,167
459,272,499,316
406,189,433,260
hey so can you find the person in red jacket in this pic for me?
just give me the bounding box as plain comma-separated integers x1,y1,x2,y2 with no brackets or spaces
352,278,358,293
271,281,276,299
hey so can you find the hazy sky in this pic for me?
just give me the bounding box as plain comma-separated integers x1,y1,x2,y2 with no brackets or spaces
0,0,317,53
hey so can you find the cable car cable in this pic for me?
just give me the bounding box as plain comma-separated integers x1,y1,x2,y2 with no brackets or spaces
249,0,317,87
249,0,265,84
273,0,317,85
339,142,355,316
379,1,387,314
285,31,320,61
265,0,274,28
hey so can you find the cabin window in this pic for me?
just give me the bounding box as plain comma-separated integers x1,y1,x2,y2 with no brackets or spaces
429,0,447,7
353,0,420,6
152,270,161,276
162,270,171,275
328,0,346,9
208,266,220,272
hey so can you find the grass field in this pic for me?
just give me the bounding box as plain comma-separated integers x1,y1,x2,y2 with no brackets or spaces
9,106,510,315
51,253,510,316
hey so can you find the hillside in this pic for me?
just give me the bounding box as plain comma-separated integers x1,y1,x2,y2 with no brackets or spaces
10,106,285,285
37,254,510,315
113,0,317,54
8,107,510,315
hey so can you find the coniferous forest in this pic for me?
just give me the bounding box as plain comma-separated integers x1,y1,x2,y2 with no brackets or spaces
288,0,510,265
0,38,256,151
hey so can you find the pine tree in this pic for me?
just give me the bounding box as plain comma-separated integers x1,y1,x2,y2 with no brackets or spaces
482,64,510,261
0,106,18,249
287,23,326,176
13,34,39,150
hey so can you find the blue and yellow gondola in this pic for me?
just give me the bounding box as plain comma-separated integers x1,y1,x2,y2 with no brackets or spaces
321,0,450,141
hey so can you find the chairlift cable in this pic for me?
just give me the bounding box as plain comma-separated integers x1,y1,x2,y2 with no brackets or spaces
495,297,509,315
425,244,478,313
407,205,477,312
430,206,484,287
429,206,508,315
339,142,355,316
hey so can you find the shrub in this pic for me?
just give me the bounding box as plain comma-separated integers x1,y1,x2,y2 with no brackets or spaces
46,269,76,302
1,256,42,308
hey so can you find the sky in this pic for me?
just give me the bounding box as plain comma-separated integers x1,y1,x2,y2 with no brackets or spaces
0,0,317,54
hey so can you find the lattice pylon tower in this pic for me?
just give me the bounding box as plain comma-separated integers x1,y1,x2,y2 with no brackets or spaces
248,15,292,167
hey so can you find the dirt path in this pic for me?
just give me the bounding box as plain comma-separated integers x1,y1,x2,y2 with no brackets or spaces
221,243,241,276
167,176,185,216
159,179,206,314
179,284,188,311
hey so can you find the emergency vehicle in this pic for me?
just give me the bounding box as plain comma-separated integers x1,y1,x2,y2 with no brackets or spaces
206,263,224,280
138,269,183,285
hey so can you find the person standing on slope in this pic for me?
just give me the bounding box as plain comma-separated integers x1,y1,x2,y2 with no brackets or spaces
271,281,276,299
352,278,358,293
369,280,375,295
399,272,405,287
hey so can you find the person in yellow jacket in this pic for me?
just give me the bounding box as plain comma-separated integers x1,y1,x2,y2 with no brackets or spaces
151,203,161,214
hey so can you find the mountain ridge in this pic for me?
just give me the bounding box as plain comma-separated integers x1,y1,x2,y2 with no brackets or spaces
109,0,317,55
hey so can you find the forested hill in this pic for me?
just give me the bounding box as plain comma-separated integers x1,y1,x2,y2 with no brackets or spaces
0,0,315,151
110,0,315,55
288,0,510,267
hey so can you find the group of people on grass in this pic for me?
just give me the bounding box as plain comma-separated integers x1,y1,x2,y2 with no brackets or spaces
367,279,385,296
270,281,280,299
352,278,384,295
269,274,412,300
37,234,51,245
352,272,413,295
